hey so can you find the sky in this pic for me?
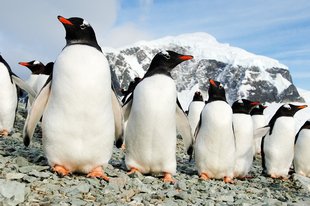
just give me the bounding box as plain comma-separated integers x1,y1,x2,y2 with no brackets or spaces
0,0,309,89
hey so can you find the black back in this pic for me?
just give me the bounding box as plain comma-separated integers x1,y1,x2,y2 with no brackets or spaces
295,120,310,144
0,55,14,83
43,62,54,75
268,104,307,135
250,104,266,115
206,79,226,103
232,99,260,114
58,16,102,52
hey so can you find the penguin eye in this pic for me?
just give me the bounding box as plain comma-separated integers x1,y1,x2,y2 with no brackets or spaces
284,104,291,110
80,20,90,30
219,84,223,89
160,51,170,59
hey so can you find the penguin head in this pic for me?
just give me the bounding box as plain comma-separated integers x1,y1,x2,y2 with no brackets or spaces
149,50,193,71
18,60,45,74
232,99,261,114
192,91,203,101
57,16,100,50
276,104,307,117
208,79,226,102
250,104,267,115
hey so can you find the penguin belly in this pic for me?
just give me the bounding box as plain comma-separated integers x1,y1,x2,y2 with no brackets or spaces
233,114,254,177
42,45,115,174
294,129,310,177
0,65,17,133
125,75,177,174
263,117,295,177
252,114,266,154
187,101,205,135
194,101,235,179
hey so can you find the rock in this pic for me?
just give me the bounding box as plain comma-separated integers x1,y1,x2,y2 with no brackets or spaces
28,170,51,178
5,172,26,180
294,174,310,192
0,180,25,205
176,180,187,190
18,165,49,173
15,156,29,167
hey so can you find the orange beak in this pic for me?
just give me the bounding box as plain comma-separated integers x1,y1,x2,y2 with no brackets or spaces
298,105,308,109
19,62,30,67
179,55,193,61
58,16,73,26
209,79,217,87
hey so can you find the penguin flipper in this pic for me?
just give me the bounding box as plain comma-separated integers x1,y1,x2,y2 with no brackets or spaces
176,104,193,153
23,81,51,146
11,75,37,104
254,126,270,140
122,99,132,122
111,90,124,148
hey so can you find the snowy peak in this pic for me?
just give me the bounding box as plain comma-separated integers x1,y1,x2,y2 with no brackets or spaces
105,32,303,109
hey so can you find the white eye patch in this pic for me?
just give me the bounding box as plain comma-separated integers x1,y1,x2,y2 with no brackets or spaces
33,60,40,65
80,20,90,29
283,104,291,110
238,99,243,104
160,50,170,59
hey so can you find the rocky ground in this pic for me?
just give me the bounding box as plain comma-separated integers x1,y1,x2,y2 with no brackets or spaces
0,104,310,206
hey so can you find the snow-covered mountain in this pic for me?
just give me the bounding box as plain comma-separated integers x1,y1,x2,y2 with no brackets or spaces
104,32,304,110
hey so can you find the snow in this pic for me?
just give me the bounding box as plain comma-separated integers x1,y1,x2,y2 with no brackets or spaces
130,32,288,70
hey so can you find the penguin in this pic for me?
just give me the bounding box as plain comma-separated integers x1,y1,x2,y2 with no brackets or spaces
23,16,123,180
294,120,310,177
187,91,205,136
250,104,267,155
194,79,235,183
123,50,193,183
232,99,260,178
121,77,141,104
261,103,307,179
0,55,36,137
18,60,45,93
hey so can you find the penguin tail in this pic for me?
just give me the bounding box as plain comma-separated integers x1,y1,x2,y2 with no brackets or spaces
115,138,123,149
187,145,194,162
23,134,30,147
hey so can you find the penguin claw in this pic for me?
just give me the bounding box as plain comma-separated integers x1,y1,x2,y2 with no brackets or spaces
52,165,70,177
87,166,109,181
163,172,175,183
0,129,9,137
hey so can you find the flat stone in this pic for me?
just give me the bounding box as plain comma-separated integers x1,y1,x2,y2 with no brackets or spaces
0,179,25,205
6,172,26,180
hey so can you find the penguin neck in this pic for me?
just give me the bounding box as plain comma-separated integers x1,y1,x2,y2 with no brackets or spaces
207,96,227,103
143,67,172,79
64,40,102,52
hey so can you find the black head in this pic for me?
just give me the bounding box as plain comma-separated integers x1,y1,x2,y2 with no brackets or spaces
144,50,193,78
207,79,226,102
18,60,45,74
192,91,203,101
43,62,54,75
273,104,307,118
232,99,261,114
250,104,267,115
57,16,101,51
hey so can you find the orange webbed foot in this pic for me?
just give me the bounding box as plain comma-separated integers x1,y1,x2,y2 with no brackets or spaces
200,173,209,181
163,172,175,183
127,167,139,175
0,129,9,137
224,176,234,183
87,166,109,182
52,165,70,176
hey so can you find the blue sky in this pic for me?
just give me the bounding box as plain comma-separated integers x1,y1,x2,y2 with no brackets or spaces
1,0,309,89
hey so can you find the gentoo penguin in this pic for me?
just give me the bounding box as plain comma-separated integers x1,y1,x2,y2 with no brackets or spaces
294,120,310,177
18,60,45,93
194,79,235,183
23,16,123,180
232,99,260,178
251,104,267,155
261,104,307,179
123,50,193,183
187,91,205,136
0,55,36,137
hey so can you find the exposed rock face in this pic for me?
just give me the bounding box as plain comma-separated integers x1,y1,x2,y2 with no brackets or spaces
104,33,304,107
